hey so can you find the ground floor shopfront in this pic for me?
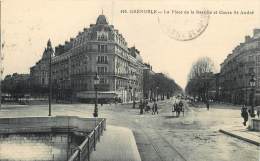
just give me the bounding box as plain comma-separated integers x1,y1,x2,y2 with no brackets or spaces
76,89,143,104
219,87,260,106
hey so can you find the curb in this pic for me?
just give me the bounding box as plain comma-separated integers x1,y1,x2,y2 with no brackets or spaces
219,129,260,146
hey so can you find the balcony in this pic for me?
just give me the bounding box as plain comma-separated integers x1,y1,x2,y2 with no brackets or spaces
71,72,131,79
245,60,256,65
96,84,110,91
97,61,108,64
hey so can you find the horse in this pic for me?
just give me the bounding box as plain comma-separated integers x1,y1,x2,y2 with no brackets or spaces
172,101,185,117
145,105,151,112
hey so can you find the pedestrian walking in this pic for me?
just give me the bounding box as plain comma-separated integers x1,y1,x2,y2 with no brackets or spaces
182,101,185,116
172,102,177,116
257,108,260,118
241,105,249,126
154,101,158,114
152,100,158,115
145,101,151,112
139,100,144,115
206,100,209,110
152,100,155,115
178,101,183,117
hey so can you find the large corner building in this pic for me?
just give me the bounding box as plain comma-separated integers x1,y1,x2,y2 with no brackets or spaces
219,29,260,105
30,14,146,103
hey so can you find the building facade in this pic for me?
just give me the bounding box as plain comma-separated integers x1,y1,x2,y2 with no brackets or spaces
30,48,52,87
219,29,260,105
30,14,145,103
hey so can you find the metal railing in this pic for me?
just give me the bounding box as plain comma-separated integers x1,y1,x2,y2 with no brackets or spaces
68,118,106,161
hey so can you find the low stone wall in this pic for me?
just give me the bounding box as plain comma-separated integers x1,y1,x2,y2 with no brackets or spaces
0,133,74,161
0,116,106,161
250,118,260,131
0,116,104,134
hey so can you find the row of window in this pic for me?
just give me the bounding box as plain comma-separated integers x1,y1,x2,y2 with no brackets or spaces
71,60,87,68
115,34,127,46
257,55,260,62
116,79,128,88
97,35,108,41
72,78,109,89
72,67,88,75
100,78,108,84
72,79,88,89
97,31,108,41
74,30,112,47
97,67,108,74
248,55,255,62
98,44,108,53
72,44,109,54
115,45,127,57
97,56,108,64
73,30,127,47
73,31,90,47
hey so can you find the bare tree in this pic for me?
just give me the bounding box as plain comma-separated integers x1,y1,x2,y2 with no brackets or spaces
186,57,215,101
188,57,215,80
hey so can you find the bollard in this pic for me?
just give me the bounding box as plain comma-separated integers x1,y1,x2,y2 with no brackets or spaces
78,147,81,161
94,130,96,151
87,137,90,161
98,125,100,142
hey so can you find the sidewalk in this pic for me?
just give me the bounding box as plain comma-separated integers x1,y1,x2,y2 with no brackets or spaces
90,125,142,161
219,126,260,146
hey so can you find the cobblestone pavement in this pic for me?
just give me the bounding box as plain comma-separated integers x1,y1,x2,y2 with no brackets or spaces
0,99,259,161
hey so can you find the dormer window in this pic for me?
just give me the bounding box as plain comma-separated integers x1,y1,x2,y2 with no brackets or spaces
97,30,108,41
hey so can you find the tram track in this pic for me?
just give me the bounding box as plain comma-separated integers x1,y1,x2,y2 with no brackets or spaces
133,120,188,161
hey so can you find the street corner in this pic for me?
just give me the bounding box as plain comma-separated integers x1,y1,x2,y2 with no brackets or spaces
219,128,260,146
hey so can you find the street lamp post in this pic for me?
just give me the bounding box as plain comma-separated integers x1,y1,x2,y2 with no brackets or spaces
130,74,136,109
93,73,100,117
47,39,53,116
249,74,256,117
218,86,222,102
133,87,136,108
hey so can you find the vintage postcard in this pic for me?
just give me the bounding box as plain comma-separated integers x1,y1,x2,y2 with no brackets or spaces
0,0,260,161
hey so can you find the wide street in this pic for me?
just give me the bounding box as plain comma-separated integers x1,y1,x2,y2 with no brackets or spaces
0,99,259,161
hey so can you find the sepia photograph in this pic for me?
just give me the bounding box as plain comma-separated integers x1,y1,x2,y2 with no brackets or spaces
0,0,260,161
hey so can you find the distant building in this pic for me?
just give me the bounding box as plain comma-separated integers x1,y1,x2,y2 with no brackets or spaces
1,73,30,97
207,73,220,101
30,48,52,87
219,28,260,105
30,14,145,103
3,73,30,85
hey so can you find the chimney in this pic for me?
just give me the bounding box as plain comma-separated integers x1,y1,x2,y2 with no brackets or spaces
253,29,260,38
245,35,250,42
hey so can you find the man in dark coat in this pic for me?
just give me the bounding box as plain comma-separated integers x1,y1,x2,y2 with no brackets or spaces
139,100,144,114
152,99,158,115
241,105,249,126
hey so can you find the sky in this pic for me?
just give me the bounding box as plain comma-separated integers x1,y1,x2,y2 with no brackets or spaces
1,0,260,89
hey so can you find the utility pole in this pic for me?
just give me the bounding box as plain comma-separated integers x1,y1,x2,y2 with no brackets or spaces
47,39,53,116
93,73,100,117
0,1,2,111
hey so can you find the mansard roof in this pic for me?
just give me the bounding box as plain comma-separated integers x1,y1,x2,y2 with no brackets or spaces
96,14,108,25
